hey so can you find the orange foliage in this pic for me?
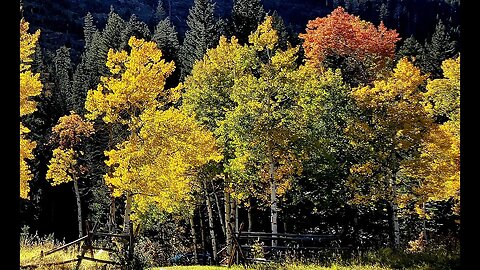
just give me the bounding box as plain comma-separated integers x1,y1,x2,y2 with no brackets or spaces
51,112,95,149
299,7,400,71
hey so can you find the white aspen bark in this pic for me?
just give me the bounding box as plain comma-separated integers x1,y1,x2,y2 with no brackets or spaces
73,178,83,238
270,159,278,247
204,182,218,262
123,191,133,233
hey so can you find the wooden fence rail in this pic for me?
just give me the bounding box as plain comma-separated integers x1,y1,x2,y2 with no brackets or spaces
225,226,347,267
20,220,134,270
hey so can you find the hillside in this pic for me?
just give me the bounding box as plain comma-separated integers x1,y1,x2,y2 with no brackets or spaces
22,0,459,62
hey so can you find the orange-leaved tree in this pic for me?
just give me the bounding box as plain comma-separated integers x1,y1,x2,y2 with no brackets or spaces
46,112,95,237
299,6,400,86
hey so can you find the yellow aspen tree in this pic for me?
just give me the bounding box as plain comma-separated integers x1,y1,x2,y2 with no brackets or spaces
104,107,222,216
85,36,178,232
403,56,460,215
85,36,220,233
20,18,42,199
347,58,431,249
182,35,255,254
225,16,331,246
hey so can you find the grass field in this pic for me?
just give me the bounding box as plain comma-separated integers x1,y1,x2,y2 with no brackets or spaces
149,265,392,270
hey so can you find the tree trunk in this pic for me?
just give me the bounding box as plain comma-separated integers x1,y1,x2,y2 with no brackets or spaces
229,192,236,262
248,197,253,232
390,177,400,249
235,199,239,233
269,160,278,247
73,178,83,238
212,180,226,237
108,194,116,232
390,200,400,249
204,182,218,263
230,194,236,234
270,180,278,247
199,207,206,264
422,202,428,244
123,191,133,233
224,189,232,255
189,214,199,264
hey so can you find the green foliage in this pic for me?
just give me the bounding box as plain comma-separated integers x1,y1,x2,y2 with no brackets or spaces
153,17,180,63
396,35,425,63
421,20,457,78
83,12,96,49
154,0,167,22
179,0,220,79
120,14,152,50
53,46,73,114
231,0,266,44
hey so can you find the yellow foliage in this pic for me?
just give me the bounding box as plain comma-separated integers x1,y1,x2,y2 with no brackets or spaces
46,148,77,185
85,36,177,126
20,124,36,199
348,58,431,205
20,18,42,199
105,108,222,213
424,56,460,122
402,57,460,215
248,16,278,52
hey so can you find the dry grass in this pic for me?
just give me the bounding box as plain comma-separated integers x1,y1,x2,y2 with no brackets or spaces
20,238,116,269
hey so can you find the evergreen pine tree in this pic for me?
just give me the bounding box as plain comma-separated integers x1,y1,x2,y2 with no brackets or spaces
120,14,152,50
154,0,167,22
153,17,181,89
153,17,180,63
397,35,425,63
98,8,126,75
179,0,220,79
271,10,288,50
422,20,457,78
231,0,265,44
53,46,73,113
84,12,96,49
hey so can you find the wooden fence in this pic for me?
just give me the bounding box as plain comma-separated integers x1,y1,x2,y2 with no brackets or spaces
20,221,134,269
222,222,349,267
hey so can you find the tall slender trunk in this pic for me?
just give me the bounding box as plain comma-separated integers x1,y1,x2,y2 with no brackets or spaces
189,214,199,264
199,208,206,264
248,197,253,232
108,124,116,233
109,194,116,232
204,182,218,263
390,201,400,249
229,192,236,263
390,177,400,249
235,199,239,233
230,195,236,233
123,191,133,233
270,159,278,247
211,180,225,237
73,177,83,238
224,189,232,255
422,202,428,244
